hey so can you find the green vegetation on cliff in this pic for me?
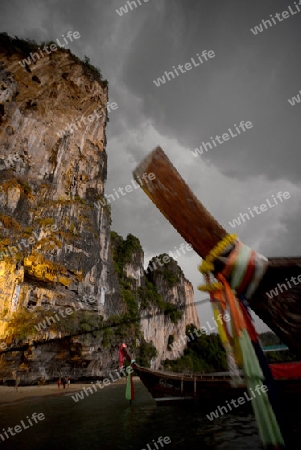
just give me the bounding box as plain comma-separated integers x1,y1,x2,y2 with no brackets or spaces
164,324,227,373
136,339,158,368
110,232,142,267
0,33,106,86
149,253,182,286
5,307,105,341
137,280,183,324
110,231,142,323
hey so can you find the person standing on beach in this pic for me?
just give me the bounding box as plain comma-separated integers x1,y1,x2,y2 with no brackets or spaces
62,377,67,389
67,377,71,388
57,377,61,389
14,375,20,392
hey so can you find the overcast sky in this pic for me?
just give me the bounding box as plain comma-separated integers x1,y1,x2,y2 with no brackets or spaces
2,0,301,333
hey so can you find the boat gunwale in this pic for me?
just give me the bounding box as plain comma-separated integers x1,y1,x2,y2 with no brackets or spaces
131,363,301,383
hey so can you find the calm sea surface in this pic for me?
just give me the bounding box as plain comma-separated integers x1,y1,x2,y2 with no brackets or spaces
0,379,300,450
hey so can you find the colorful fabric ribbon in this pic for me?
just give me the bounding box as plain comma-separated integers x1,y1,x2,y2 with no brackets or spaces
125,360,135,402
119,343,127,368
119,343,135,402
199,237,286,449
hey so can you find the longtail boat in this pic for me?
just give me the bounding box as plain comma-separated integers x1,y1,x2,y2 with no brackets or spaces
130,147,301,449
120,345,301,408
135,362,301,407
133,147,301,356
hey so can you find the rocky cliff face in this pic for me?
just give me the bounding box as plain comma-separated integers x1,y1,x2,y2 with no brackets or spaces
110,236,200,370
140,256,200,368
0,34,200,384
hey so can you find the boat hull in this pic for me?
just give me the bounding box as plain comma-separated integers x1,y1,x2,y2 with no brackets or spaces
132,363,301,410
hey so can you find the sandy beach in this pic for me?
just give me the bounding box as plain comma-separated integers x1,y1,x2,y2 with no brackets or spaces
0,380,126,405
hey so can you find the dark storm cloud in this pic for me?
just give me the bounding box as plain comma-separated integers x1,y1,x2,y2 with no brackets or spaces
121,0,301,183
260,198,301,257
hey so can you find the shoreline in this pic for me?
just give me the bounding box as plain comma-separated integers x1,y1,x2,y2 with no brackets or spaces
0,379,127,406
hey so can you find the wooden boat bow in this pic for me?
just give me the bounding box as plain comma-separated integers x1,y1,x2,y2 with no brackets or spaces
133,147,301,356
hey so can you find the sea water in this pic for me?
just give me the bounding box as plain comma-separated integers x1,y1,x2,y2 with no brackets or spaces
0,380,300,450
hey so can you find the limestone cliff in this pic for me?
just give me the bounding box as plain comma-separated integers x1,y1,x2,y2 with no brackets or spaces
140,256,200,369
110,235,200,369
0,34,200,384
